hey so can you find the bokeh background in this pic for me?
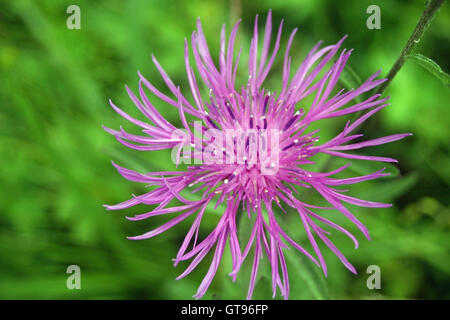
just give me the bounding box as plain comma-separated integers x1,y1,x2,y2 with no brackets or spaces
0,0,449,299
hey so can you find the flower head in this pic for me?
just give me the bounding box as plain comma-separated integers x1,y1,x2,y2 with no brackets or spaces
104,11,410,299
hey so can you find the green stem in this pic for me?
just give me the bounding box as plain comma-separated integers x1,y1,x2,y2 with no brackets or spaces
376,0,445,95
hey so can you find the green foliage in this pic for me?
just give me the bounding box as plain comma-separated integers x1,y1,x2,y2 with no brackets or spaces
406,53,450,87
339,64,363,103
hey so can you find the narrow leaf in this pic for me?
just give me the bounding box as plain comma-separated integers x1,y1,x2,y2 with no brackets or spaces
406,53,450,87
339,64,363,103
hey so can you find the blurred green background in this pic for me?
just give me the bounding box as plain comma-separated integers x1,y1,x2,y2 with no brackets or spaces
0,0,449,299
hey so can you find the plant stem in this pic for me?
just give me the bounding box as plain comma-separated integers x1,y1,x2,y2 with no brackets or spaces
376,0,446,95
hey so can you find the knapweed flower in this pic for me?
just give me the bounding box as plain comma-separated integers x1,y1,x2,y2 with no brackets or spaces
104,11,410,299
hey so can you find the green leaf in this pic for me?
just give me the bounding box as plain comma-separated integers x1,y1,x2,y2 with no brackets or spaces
406,54,450,87
339,64,363,103
285,250,330,299
359,173,419,202
333,157,401,179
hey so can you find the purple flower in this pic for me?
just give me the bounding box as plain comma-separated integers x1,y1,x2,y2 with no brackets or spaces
104,11,410,299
